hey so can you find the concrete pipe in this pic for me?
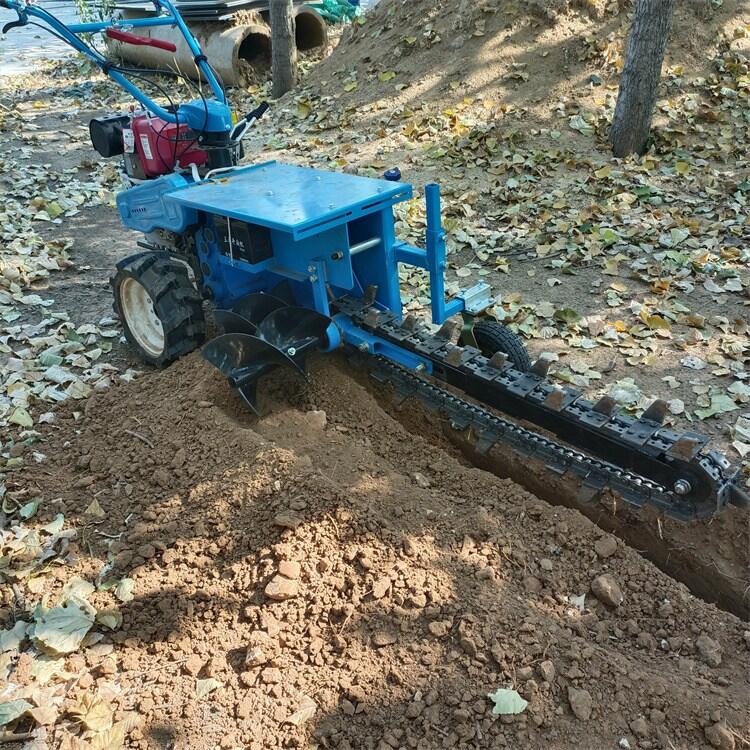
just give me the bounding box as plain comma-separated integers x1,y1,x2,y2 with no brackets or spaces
109,7,327,87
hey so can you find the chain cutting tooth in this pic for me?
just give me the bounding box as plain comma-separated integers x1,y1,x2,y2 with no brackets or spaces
642,398,668,425
445,345,464,367
488,351,509,369
531,355,554,377
436,319,456,341
544,389,566,411
363,285,378,306
401,314,419,331
593,395,617,417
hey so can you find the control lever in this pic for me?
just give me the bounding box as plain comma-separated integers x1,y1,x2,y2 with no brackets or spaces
105,28,177,52
230,102,270,143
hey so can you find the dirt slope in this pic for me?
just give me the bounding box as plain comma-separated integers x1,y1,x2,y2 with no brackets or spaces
297,0,746,125
10,354,749,749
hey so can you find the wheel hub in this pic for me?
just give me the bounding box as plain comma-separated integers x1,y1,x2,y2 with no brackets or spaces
119,277,165,358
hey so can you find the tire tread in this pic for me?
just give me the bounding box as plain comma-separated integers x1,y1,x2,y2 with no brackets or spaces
111,252,205,368
471,320,531,372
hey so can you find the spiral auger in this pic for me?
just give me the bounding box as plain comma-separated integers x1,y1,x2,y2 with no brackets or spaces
202,293,332,414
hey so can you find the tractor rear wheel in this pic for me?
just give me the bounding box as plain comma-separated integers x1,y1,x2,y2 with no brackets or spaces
111,252,205,368
468,319,531,372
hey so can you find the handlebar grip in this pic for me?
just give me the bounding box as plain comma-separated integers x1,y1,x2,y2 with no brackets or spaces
3,19,24,34
246,102,270,122
105,28,177,53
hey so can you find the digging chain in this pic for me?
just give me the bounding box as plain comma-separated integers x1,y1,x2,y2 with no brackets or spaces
334,296,741,521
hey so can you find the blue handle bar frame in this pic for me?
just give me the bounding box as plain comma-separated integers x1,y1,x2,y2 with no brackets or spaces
2,0,228,126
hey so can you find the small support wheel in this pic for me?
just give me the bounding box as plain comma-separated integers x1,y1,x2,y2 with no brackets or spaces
111,252,206,367
466,319,531,372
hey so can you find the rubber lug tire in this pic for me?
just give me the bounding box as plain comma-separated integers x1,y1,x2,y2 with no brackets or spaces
111,252,205,368
470,320,531,372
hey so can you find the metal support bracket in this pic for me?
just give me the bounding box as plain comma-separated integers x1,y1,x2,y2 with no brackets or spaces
456,282,493,315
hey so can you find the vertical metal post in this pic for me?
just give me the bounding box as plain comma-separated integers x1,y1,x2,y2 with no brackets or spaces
425,183,447,324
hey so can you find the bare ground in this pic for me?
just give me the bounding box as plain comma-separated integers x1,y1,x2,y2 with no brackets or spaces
1,1,750,747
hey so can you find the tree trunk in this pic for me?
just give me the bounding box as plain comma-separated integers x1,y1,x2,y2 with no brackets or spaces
609,0,675,157
270,0,297,98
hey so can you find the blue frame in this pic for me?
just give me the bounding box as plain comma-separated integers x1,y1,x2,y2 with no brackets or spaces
4,0,492,374
117,162,484,352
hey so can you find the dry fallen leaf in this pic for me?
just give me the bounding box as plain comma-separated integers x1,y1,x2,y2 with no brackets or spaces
284,695,317,726
69,693,114,732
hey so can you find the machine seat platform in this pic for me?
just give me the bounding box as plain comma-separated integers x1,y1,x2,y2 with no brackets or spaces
169,161,412,239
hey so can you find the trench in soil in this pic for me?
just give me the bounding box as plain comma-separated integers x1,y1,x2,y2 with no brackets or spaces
339,360,750,622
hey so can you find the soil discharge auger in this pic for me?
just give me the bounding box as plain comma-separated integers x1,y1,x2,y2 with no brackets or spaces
3,0,749,523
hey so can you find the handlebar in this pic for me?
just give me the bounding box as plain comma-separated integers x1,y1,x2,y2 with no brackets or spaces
105,28,177,53
0,0,228,124
244,102,270,123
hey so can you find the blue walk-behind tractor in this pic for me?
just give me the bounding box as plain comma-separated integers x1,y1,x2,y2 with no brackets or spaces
2,0,748,521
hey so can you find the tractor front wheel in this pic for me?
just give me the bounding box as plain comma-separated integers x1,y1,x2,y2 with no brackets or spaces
111,252,205,367
466,319,531,372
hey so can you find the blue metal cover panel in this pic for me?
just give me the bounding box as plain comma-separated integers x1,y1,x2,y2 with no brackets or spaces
167,162,412,238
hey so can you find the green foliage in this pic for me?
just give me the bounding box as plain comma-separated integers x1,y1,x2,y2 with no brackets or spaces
73,0,115,22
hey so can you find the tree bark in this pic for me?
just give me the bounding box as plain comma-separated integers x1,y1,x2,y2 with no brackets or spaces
609,0,675,157
270,0,297,98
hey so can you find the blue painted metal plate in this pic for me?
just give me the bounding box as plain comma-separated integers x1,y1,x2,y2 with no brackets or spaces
168,161,412,238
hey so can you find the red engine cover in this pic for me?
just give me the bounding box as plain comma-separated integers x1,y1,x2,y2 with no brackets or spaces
129,115,208,178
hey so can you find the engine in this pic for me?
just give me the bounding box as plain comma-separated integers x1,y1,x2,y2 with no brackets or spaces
89,112,208,180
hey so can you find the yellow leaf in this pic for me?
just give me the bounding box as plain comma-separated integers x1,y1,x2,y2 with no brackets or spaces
9,407,33,428
594,165,611,179
343,82,358,92
295,102,311,118
29,705,58,725
640,310,671,331
90,724,125,750
84,498,106,518
89,714,140,750
603,258,619,275
378,71,396,82
69,694,113,732
675,161,690,176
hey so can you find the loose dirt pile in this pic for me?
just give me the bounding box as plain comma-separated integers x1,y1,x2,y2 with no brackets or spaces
297,0,747,126
7,354,749,749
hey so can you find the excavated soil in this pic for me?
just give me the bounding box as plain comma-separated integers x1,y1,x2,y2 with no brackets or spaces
367,375,750,621
15,354,750,749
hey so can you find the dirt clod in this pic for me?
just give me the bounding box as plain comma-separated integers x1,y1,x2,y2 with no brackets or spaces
265,575,299,601
567,687,593,721
705,722,736,750
278,560,301,580
372,576,391,599
696,633,723,667
630,717,650,738
594,535,618,558
273,512,302,530
183,655,204,677
590,573,624,607
538,660,556,683
372,631,398,647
